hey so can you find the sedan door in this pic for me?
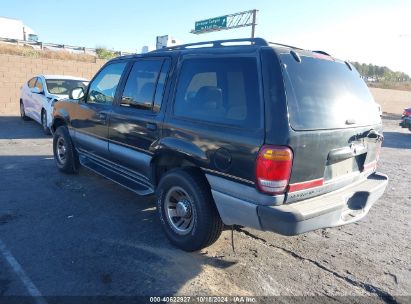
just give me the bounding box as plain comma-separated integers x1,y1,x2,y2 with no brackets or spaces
31,77,47,123
22,77,38,118
71,61,128,159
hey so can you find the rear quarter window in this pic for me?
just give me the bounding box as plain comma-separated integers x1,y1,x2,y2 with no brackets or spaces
173,57,261,129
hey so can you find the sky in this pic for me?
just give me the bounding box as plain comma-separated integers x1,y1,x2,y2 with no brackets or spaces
2,0,411,75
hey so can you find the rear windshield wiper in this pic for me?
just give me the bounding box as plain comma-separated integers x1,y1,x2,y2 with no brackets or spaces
363,129,384,142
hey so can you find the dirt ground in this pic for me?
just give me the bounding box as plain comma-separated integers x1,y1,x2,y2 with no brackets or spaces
0,115,410,304
370,88,411,115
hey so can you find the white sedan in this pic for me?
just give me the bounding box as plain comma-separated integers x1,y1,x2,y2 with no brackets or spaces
20,75,88,134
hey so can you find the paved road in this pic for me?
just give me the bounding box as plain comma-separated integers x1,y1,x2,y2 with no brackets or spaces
0,115,410,303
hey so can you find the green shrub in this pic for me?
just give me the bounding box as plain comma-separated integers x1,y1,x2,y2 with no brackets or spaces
96,47,117,59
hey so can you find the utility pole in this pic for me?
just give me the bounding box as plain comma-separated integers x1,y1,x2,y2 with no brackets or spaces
251,9,258,38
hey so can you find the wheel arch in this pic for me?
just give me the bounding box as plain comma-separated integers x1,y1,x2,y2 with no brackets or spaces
150,136,210,187
51,115,68,133
150,149,207,187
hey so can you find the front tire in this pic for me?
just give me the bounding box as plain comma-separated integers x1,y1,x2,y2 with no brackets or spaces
53,126,79,174
41,110,51,135
20,102,29,121
157,168,223,251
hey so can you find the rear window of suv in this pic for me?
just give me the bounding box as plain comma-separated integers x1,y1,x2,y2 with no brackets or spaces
173,57,261,129
280,53,380,130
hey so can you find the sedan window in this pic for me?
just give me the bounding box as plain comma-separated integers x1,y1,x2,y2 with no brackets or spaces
28,77,37,88
35,78,44,92
46,79,88,96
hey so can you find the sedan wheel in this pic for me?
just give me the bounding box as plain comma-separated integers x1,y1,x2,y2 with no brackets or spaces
41,111,51,134
20,102,29,121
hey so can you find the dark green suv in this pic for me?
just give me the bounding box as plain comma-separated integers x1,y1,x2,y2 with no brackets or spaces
51,38,388,251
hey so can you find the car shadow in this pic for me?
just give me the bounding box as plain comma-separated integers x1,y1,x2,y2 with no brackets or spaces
382,131,411,149
0,153,238,297
0,116,50,139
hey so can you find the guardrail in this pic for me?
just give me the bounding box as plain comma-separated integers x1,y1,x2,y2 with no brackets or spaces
0,37,132,56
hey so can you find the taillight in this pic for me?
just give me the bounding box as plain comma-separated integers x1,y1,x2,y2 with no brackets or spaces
404,110,411,116
255,145,293,195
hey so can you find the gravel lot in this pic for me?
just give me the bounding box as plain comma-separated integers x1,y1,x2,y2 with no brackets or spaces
0,115,410,303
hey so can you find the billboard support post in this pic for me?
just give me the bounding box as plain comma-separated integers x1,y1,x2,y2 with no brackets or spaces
251,9,257,38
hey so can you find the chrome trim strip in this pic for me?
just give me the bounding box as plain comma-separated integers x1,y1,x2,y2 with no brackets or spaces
109,138,154,155
76,130,107,141
201,167,254,185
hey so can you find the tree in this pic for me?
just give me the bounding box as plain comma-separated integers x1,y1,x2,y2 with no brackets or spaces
350,61,410,82
95,47,117,59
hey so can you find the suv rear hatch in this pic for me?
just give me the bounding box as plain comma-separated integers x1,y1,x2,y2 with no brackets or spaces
268,48,383,203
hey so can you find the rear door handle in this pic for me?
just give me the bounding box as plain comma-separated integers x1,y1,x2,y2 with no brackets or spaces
146,122,157,131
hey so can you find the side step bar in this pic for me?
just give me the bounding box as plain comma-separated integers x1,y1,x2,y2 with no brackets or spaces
78,151,154,196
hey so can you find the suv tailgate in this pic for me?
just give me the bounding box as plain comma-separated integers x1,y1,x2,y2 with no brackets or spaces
276,50,382,202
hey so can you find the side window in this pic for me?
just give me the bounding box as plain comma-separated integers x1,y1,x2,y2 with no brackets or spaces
173,57,261,128
120,59,163,110
87,62,127,105
28,77,37,88
35,78,44,92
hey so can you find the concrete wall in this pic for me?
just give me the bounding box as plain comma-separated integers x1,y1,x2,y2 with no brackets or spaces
369,87,411,115
0,54,106,115
0,53,409,116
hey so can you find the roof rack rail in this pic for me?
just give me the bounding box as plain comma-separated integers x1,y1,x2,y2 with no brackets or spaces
267,42,304,50
312,50,331,56
152,38,269,51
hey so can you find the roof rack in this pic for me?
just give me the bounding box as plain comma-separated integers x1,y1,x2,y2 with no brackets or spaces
152,38,331,57
153,38,269,51
269,42,331,56
267,42,304,50
312,50,331,56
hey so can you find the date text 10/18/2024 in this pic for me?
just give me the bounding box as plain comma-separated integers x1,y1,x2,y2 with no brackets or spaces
149,296,257,303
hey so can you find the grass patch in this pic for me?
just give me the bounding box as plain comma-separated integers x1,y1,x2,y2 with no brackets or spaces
368,81,411,92
0,43,97,62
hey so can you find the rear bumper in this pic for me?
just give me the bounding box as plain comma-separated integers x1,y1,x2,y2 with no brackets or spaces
208,172,388,236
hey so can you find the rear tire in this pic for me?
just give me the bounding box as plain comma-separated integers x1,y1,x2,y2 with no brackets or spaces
41,110,51,135
156,168,223,251
20,101,29,121
53,126,79,174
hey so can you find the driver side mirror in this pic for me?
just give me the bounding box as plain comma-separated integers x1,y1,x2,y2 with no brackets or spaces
70,87,85,100
31,87,43,94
